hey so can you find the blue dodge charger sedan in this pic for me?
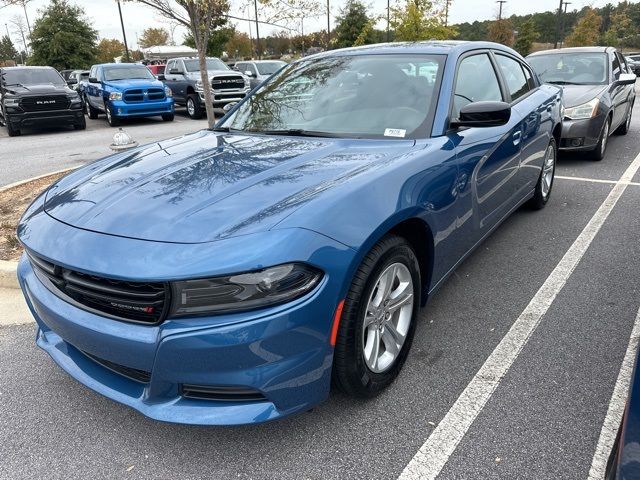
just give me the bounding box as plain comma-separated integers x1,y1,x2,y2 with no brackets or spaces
17,41,562,425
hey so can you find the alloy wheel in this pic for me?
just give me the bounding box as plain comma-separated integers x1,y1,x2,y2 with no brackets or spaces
187,98,195,117
362,262,414,373
541,143,555,199
601,119,610,157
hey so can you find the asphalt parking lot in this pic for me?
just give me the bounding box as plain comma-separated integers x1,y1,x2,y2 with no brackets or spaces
1,97,640,479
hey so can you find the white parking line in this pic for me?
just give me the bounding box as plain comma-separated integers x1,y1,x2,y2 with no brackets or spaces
399,152,640,480
556,175,640,186
587,306,640,479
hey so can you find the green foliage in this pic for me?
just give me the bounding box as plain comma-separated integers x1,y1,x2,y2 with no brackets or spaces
391,0,457,42
184,26,235,57
333,0,376,48
513,18,538,56
565,7,602,47
96,38,125,64
0,35,19,64
138,27,170,48
29,0,97,69
601,9,633,48
226,31,252,59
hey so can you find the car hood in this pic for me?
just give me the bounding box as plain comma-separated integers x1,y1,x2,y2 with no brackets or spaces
4,83,72,96
43,130,415,244
102,78,165,90
559,84,607,108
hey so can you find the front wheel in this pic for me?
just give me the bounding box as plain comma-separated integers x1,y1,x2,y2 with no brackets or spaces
615,101,633,135
528,137,556,210
74,116,86,130
105,103,119,127
590,117,610,161
333,235,421,397
162,113,174,122
6,120,20,137
87,98,99,119
186,94,203,119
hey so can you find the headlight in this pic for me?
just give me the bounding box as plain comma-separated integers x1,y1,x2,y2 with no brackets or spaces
164,86,172,97
69,93,81,104
169,263,323,316
109,92,122,101
3,97,20,107
564,98,599,120
195,80,203,91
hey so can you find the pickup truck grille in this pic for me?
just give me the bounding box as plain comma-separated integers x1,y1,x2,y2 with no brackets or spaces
21,95,70,112
28,253,170,325
211,75,245,91
123,87,166,103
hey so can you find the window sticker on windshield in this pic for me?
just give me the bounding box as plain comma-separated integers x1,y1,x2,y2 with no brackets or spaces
384,128,406,138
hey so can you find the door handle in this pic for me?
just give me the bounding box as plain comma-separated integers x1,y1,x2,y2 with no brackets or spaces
512,130,522,146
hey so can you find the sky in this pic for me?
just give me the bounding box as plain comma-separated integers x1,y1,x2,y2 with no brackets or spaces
0,0,631,51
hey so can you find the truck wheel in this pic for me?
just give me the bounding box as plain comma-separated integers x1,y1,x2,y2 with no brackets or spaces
6,120,20,137
162,113,174,122
87,98,99,119
186,94,203,119
105,103,120,127
74,115,87,130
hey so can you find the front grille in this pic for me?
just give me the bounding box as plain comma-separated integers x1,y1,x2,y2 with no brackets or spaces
21,95,70,112
211,75,245,91
123,87,165,103
28,253,169,325
181,384,266,402
81,350,151,383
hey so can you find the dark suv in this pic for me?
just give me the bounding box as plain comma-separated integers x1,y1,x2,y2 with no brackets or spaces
0,66,85,137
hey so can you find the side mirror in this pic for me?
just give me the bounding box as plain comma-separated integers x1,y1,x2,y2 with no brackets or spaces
157,74,165,81
66,78,77,86
451,101,511,128
616,72,637,85
245,70,256,78
89,77,99,83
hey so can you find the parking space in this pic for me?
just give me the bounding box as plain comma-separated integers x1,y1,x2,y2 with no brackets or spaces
1,96,639,479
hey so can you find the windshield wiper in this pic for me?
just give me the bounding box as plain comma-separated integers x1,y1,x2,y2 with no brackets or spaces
260,129,341,138
547,80,583,85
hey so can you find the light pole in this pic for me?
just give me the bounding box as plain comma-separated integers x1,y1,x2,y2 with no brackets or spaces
559,1,571,48
496,0,506,20
386,0,390,42
444,0,451,27
254,0,261,59
326,0,330,49
116,0,131,62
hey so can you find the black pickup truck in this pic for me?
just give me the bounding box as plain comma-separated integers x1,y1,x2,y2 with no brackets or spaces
0,66,85,137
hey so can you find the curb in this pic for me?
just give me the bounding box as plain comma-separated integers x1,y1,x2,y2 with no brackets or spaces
0,166,77,193
0,260,19,289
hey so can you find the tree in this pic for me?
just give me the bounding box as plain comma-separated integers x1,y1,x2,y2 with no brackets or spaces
488,18,514,46
391,0,457,41
513,18,537,56
565,7,602,47
601,10,633,48
128,0,229,128
333,0,375,48
138,27,170,48
0,35,19,63
225,30,252,59
28,0,97,69
184,25,234,57
97,38,125,63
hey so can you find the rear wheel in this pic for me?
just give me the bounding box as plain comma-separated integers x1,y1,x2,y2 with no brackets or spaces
528,138,556,210
186,94,203,119
333,235,421,397
105,102,119,127
162,113,174,122
590,117,610,161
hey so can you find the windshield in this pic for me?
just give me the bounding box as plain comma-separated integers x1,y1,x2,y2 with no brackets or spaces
185,58,228,72
104,66,155,81
528,53,608,85
219,54,444,139
256,61,286,75
1,68,65,86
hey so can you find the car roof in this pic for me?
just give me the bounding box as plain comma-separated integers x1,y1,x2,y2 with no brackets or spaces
528,46,614,57
95,63,148,68
0,66,56,71
303,40,522,61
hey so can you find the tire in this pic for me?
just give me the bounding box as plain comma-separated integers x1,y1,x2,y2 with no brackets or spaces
162,113,174,122
615,101,633,135
105,102,119,127
528,137,557,210
6,121,20,137
186,94,203,119
333,234,421,397
74,115,86,130
590,116,610,161
87,98,99,120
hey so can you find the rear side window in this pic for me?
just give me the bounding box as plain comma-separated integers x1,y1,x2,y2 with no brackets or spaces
453,53,503,119
495,54,530,101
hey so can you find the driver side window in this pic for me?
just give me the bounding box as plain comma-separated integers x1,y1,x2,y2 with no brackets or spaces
453,53,502,119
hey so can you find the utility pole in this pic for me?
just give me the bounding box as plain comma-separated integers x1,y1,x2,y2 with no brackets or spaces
496,0,506,20
21,1,31,37
553,0,563,48
116,0,131,62
254,0,261,59
386,0,390,42
444,0,452,27
559,1,571,48
326,0,330,49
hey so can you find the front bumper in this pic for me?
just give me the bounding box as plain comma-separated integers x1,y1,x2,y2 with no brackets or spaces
198,89,250,106
559,113,607,151
109,98,174,118
7,107,84,128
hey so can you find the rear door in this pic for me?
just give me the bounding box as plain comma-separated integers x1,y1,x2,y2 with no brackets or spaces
450,51,524,254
